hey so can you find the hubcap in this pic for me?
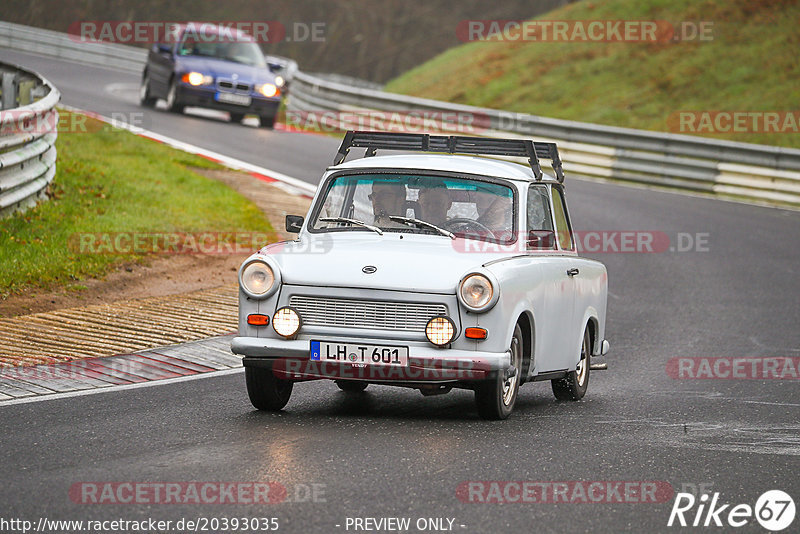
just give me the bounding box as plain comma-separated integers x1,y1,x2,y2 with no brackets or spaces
576,334,589,386
502,335,521,406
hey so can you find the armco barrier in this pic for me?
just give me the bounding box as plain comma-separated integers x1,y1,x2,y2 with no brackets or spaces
0,61,60,218
287,71,800,206
2,20,799,206
0,21,147,74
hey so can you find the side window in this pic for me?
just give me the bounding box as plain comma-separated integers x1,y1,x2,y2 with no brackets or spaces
551,187,574,250
526,186,553,232
526,186,555,250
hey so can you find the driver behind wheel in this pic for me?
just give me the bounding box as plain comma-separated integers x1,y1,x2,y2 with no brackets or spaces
417,183,453,227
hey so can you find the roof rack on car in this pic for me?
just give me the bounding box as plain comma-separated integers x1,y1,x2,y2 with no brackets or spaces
332,130,565,183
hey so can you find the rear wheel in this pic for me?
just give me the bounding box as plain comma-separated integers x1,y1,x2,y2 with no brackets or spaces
475,324,523,420
552,327,591,401
139,73,156,107
335,380,368,392
245,365,293,411
165,79,184,114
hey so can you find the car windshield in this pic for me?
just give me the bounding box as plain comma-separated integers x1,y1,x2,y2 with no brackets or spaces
178,36,266,68
310,173,516,243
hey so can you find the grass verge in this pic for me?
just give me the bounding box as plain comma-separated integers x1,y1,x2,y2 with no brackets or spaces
385,0,800,148
0,110,271,298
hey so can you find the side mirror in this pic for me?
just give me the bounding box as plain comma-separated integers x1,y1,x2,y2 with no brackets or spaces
285,215,304,233
527,229,555,250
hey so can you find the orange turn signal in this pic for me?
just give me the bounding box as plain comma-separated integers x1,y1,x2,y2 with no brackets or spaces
247,314,270,326
464,327,488,340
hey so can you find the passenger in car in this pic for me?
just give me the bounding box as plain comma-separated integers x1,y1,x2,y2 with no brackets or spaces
369,181,407,226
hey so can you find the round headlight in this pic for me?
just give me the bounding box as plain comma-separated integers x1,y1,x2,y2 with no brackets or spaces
273,307,302,338
241,261,274,297
186,71,205,86
460,273,493,310
425,316,456,347
258,83,278,97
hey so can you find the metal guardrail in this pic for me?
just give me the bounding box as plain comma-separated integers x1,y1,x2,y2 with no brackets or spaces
0,21,147,74
0,61,60,218
287,71,800,206
2,20,799,206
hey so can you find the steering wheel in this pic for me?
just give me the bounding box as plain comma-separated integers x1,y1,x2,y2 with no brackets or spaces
444,218,494,236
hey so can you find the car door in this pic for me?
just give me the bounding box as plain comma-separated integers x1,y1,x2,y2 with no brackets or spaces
148,39,177,97
528,185,580,374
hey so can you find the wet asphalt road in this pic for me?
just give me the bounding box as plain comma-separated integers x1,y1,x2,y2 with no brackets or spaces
1,48,799,533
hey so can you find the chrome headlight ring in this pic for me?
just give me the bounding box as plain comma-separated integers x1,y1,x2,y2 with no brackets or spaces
238,256,281,299
457,270,500,313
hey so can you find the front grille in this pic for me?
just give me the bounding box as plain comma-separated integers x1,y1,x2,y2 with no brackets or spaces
289,295,447,332
217,79,251,94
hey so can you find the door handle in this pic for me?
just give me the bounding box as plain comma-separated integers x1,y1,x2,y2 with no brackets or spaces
566,268,579,277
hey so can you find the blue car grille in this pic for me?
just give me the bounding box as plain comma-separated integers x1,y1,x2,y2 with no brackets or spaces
217,79,251,94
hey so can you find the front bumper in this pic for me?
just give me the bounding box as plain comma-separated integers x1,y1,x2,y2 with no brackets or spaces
232,336,511,383
177,85,281,116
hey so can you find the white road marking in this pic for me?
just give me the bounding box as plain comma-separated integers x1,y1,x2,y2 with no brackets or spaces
0,367,243,407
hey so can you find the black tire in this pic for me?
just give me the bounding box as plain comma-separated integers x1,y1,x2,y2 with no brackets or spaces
259,114,276,129
245,365,293,411
165,79,185,114
552,327,591,401
475,324,523,420
229,112,245,123
335,380,368,392
139,73,156,107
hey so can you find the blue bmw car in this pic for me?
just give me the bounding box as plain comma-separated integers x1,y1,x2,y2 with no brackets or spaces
139,23,285,128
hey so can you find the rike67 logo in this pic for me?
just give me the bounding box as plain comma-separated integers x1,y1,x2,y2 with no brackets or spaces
668,490,795,530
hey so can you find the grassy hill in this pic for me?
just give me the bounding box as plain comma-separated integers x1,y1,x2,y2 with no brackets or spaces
385,0,800,148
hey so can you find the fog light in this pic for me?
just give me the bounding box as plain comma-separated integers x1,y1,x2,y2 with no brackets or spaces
425,316,456,347
273,307,301,338
247,314,270,326
464,327,487,340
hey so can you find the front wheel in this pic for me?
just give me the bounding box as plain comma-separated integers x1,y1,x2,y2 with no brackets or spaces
229,112,245,123
165,79,185,114
245,365,293,411
552,327,591,401
259,114,275,129
475,324,523,420
139,73,156,107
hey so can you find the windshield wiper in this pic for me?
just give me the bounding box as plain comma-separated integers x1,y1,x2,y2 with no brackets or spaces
319,217,383,235
389,216,455,239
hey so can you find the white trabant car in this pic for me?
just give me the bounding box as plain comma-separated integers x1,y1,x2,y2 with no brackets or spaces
232,131,609,419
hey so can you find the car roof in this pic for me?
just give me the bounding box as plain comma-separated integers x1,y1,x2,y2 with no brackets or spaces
329,154,557,183
175,22,256,41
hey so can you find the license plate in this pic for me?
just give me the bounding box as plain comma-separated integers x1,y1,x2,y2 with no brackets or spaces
310,341,408,366
215,92,251,106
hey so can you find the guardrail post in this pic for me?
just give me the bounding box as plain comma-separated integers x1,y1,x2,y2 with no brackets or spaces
1,72,18,110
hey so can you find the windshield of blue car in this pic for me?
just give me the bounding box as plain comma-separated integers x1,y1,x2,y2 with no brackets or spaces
310,173,516,243
177,38,267,68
